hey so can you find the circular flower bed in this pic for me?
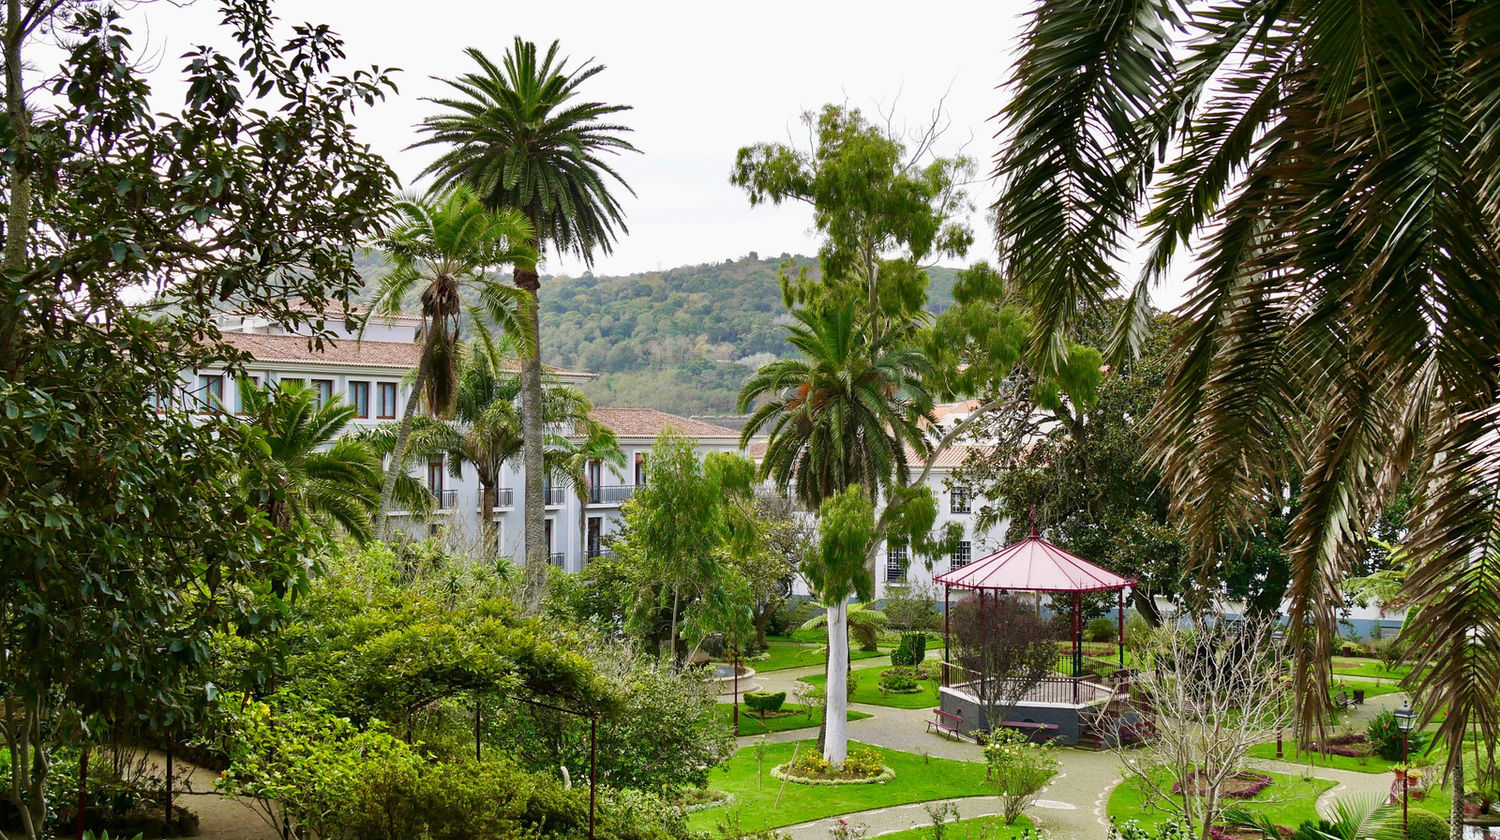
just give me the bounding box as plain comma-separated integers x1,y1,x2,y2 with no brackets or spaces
1172,770,1274,799
771,747,896,785
1308,733,1371,758
878,667,925,694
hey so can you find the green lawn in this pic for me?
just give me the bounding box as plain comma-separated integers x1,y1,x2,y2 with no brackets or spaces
1108,769,1336,831
687,740,992,832
1331,658,1413,682
715,702,872,736
874,814,1032,840
743,641,886,672
800,671,940,709
1333,679,1404,699
1246,740,1397,773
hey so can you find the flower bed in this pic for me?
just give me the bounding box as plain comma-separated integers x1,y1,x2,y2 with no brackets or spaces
771,763,896,785
772,747,895,785
1308,734,1372,758
1172,770,1275,799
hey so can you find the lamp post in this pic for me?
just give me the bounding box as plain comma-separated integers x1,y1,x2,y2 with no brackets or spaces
1395,701,1417,839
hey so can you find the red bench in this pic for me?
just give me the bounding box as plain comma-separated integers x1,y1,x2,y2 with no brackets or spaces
927,708,963,741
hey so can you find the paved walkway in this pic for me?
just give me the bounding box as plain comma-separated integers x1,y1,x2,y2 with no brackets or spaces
725,650,1416,840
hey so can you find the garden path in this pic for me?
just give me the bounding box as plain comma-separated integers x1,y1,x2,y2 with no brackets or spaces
131,748,280,840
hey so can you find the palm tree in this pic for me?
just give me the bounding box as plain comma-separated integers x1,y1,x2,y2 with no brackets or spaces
238,381,382,542
551,421,626,569
800,601,888,653
737,304,935,511
415,38,639,604
368,186,535,533
990,0,1500,805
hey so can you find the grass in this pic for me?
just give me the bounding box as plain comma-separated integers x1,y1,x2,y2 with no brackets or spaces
1332,679,1404,699
872,814,1033,840
1246,740,1397,773
1107,768,1336,831
743,640,887,672
687,739,992,832
800,671,940,710
1331,658,1413,682
715,702,872,736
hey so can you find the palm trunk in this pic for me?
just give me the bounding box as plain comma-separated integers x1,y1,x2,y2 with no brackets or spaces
824,598,850,764
377,331,435,533
578,495,589,570
515,264,547,608
479,478,498,558
1451,756,1464,840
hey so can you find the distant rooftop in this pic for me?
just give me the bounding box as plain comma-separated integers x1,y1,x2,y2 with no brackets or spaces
214,331,594,379
689,414,753,432
588,408,741,440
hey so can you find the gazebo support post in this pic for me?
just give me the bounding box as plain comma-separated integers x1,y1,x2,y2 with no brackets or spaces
942,584,951,687
1118,589,1126,670
1071,592,1083,678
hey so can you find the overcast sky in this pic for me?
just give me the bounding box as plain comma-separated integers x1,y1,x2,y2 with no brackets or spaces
128,0,1039,279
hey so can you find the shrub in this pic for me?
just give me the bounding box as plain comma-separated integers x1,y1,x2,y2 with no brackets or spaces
982,727,1060,824
1367,710,1426,761
1086,617,1118,643
840,747,886,778
767,599,813,637
878,668,920,693
882,584,942,631
788,750,833,778
1406,811,1447,840
743,691,786,719
890,632,928,667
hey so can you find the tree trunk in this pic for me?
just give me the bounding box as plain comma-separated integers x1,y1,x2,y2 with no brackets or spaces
1451,756,1465,840
824,598,850,764
514,264,547,609
376,331,434,533
578,495,589,570
1,0,33,369
669,588,681,664
479,478,498,558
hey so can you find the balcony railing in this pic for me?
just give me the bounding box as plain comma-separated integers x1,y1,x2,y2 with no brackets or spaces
490,487,515,509
436,489,458,510
589,484,638,505
544,486,567,506
549,552,565,567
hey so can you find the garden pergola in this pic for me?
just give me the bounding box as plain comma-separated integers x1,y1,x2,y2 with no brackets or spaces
936,520,1135,684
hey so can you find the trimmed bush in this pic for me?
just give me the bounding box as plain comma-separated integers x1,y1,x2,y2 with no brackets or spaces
1367,710,1426,761
878,667,921,693
1406,810,1447,840
744,691,787,716
890,631,928,667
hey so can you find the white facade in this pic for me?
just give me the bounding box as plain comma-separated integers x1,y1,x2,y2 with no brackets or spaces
176,307,746,570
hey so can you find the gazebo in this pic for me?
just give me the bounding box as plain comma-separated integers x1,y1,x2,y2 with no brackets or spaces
933,521,1136,743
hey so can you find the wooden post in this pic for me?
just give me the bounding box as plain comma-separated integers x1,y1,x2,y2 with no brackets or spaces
733,651,740,735
1071,592,1083,678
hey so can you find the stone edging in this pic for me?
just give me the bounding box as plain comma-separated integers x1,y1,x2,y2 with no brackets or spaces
770,762,897,786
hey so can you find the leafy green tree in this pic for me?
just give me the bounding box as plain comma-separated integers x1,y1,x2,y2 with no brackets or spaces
417,39,639,606
0,3,396,836
369,187,535,530
238,381,382,543
992,1,1500,806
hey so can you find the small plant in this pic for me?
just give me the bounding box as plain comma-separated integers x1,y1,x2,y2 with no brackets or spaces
753,736,769,790
828,818,868,840
744,690,787,724
878,667,922,693
982,727,1060,824
1406,810,1447,840
1367,709,1426,761
924,801,960,839
1086,616,1117,643
841,747,886,778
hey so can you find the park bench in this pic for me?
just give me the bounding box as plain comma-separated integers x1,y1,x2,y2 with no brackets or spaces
1333,690,1353,711
926,708,963,741
1000,719,1061,742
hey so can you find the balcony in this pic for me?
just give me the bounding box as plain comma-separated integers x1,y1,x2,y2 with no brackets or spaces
589,484,639,505
489,487,515,510
549,552,565,567
544,486,567,507
436,489,458,510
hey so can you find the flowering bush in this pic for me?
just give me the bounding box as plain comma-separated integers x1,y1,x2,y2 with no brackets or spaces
983,728,1060,824
776,747,891,784
841,748,886,778
878,668,921,693
788,751,834,778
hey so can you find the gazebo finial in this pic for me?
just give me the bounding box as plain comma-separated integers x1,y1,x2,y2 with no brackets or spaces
1028,505,1039,538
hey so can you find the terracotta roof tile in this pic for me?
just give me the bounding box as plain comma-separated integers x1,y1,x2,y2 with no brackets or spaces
589,408,741,440
215,332,594,379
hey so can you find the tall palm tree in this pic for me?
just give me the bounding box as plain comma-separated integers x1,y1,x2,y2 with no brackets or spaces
737,304,935,511
991,0,1500,805
415,38,639,604
238,381,382,543
369,186,535,533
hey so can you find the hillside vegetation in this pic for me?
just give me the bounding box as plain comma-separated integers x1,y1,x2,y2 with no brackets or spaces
358,252,959,415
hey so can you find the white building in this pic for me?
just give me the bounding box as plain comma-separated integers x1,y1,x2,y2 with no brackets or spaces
172,306,745,568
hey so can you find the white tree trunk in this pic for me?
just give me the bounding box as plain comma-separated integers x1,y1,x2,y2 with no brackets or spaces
824,598,850,764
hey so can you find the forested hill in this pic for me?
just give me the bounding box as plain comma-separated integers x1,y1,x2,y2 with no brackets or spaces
358,251,960,415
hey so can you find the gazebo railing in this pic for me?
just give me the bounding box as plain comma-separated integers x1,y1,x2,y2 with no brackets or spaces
941,662,1132,707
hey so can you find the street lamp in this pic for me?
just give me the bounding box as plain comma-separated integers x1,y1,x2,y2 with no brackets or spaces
1395,702,1417,839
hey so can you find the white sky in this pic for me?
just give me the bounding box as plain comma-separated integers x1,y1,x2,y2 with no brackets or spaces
128,0,1037,278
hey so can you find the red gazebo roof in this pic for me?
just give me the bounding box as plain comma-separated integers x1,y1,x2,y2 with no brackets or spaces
934,529,1134,594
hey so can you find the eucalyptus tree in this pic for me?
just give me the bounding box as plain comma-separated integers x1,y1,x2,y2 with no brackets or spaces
368,187,535,531
991,1,1500,807
416,38,638,604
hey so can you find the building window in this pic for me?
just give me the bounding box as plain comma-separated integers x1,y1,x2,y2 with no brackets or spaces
634,453,647,486
587,517,603,559
197,374,224,412
951,541,972,570
311,379,334,409
235,376,260,414
377,382,398,419
950,486,972,514
886,540,908,583
348,381,370,418
587,459,602,503
427,457,444,497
